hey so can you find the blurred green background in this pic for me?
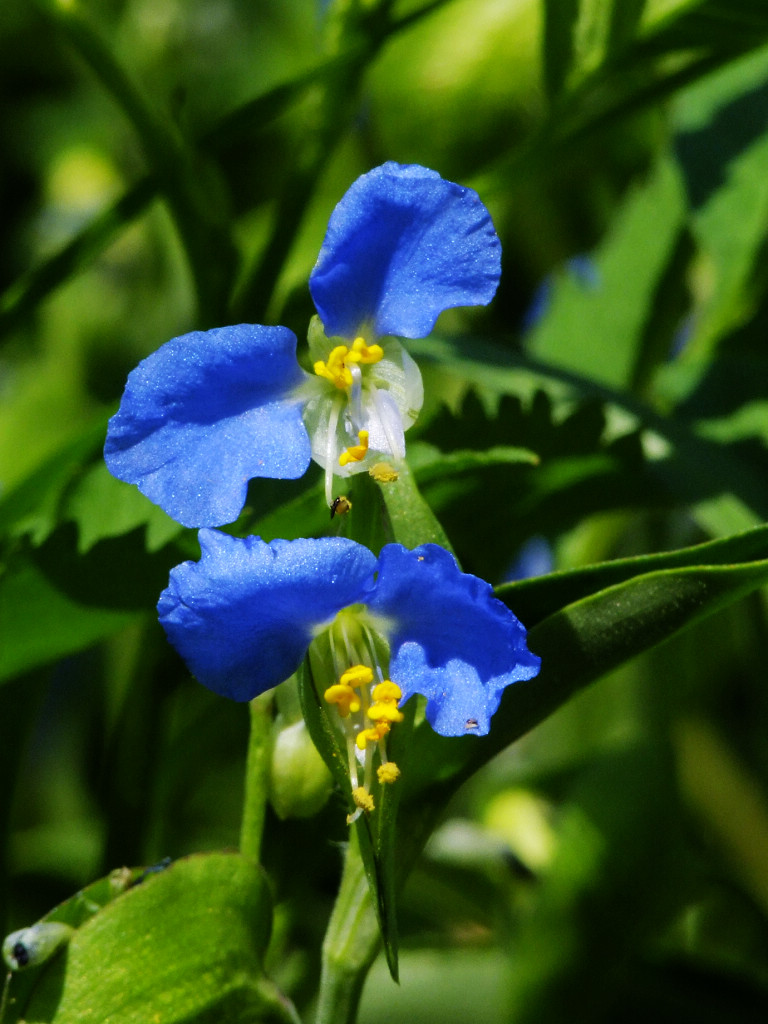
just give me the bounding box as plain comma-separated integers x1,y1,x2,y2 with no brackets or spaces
2,0,768,1021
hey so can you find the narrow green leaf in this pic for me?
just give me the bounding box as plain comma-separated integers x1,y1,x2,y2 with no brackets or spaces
410,441,540,482
298,654,400,978
542,0,580,99
36,0,236,323
497,522,768,627
606,0,647,55
0,181,156,342
376,458,455,555
396,554,768,882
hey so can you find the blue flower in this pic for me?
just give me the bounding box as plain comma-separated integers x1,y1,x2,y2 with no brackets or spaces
105,162,501,527
158,530,540,738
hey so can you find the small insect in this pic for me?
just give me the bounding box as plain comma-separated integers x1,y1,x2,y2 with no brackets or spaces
2,922,74,972
129,856,172,888
330,495,352,519
465,718,479,730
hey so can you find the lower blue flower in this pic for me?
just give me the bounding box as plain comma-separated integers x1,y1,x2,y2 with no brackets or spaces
158,530,540,738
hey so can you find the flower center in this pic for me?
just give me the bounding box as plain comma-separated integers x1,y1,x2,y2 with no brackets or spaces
318,609,403,822
313,337,383,390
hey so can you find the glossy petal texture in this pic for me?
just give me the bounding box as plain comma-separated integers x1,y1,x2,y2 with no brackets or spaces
158,531,377,701
104,325,311,528
367,544,541,736
309,162,501,340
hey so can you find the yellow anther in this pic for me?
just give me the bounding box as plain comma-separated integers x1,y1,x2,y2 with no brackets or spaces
340,664,374,688
314,338,381,390
313,345,353,389
355,722,390,750
323,683,360,718
369,462,399,483
339,430,369,467
348,337,384,364
377,762,401,785
368,703,404,724
352,787,375,813
372,681,402,702
368,680,404,724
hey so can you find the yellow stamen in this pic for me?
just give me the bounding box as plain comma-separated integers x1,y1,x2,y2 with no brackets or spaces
367,680,404,724
339,430,369,467
367,703,404,723
313,337,383,391
356,722,390,750
351,787,375,813
314,345,353,389
348,337,384,364
377,762,401,785
369,462,399,483
340,664,374,688
372,681,402,702
323,683,360,718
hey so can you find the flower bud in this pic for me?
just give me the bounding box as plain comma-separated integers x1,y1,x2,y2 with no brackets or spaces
269,720,333,819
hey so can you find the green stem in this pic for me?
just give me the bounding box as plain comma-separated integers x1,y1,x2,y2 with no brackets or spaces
315,828,382,1024
239,693,274,862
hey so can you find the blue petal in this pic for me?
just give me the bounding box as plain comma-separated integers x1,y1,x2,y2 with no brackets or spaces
309,163,501,340
104,325,311,528
158,531,377,701
368,544,540,737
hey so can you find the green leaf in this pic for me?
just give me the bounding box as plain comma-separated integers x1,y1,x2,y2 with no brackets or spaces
298,654,401,980
410,440,540,482
35,0,236,323
375,457,455,556
64,462,182,554
0,554,140,684
11,852,297,1024
542,0,580,99
0,526,180,683
0,423,106,546
526,155,687,390
497,521,768,628
395,550,768,882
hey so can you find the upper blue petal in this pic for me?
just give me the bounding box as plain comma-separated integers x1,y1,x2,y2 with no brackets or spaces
309,162,501,340
104,324,311,528
367,544,540,737
158,531,377,701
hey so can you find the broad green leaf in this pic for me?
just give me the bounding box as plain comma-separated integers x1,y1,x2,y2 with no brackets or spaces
64,462,182,554
12,852,297,1024
0,527,179,683
0,555,141,684
0,424,106,546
